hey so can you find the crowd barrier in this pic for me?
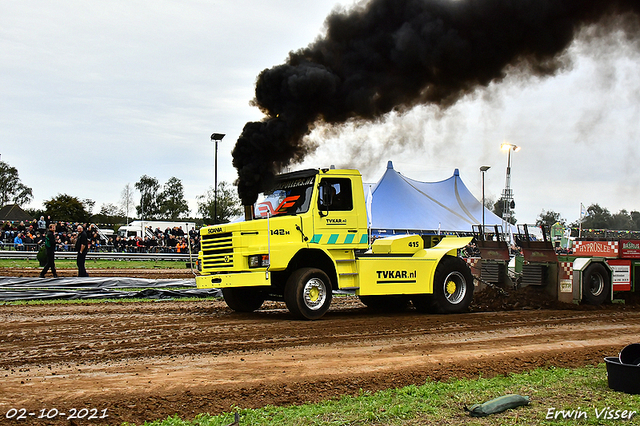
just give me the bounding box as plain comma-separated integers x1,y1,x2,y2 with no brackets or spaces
0,250,195,262
0,242,199,254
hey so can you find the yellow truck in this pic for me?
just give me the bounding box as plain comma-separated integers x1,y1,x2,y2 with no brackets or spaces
196,167,474,319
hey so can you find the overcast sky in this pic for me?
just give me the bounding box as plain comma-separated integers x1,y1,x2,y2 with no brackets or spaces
2,0,639,225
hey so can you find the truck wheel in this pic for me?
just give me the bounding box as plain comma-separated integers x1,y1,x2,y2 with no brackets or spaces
359,295,409,312
222,288,265,312
284,268,332,320
429,256,474,314
582,263,610,305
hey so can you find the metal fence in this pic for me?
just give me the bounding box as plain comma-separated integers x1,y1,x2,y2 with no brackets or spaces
0,250,195,262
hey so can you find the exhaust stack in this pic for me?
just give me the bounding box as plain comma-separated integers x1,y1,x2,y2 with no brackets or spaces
244,205,254,221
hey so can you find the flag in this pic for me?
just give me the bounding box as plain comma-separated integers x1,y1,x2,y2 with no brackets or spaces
365,185,373,249
580,203,587,218
366,185,373,228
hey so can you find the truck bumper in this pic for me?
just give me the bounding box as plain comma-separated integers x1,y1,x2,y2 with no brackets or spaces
196,271,271,289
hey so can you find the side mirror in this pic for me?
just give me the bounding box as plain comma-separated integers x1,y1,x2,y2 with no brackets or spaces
319,183,333,208
318,182,333,217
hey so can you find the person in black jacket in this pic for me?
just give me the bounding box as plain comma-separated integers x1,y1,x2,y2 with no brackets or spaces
40,224,58,278
75,225,89,277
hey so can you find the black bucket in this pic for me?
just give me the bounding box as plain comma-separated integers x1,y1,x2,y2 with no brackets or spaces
619,343,640,365
605,356,640,394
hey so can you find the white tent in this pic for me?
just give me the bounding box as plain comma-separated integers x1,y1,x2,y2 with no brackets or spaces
365,161,508,235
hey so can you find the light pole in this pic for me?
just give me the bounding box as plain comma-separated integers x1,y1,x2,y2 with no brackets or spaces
211,133,225,224
480,165,490,238
500,142,521,238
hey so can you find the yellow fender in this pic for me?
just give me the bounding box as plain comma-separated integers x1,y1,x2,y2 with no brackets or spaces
413,236,473,261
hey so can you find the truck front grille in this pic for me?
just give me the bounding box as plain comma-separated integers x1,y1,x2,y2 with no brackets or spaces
201,232,234,270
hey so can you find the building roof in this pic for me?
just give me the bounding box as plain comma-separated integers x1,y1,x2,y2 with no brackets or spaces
0,204,34,223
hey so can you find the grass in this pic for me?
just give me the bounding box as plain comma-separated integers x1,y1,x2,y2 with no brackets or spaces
127,365,639,426
0,258,190,269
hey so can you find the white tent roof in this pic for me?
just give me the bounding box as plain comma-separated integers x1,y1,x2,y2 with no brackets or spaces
365,161,507,234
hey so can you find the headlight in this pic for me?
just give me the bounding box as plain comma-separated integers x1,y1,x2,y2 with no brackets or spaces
248,254,270,268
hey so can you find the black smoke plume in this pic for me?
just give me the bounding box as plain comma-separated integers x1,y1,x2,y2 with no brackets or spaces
232,0,640,205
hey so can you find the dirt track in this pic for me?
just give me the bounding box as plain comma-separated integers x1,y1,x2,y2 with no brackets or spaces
1,270,639,425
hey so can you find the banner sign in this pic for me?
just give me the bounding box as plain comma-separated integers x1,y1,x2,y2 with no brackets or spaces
607,259,631,292
619,240,640,259
572,241,619,257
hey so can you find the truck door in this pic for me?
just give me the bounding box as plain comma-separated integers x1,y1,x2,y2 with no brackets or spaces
312,177,365,248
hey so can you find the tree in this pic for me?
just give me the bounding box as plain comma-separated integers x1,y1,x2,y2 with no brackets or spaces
159,177,190,220
492,197,517,225
631,211,640,231
120,183,135,224
483,196,496,211
92,203,125,226
0,160,33,207
25,207,46,220
536,209,565,234
43,194,93,222
135,175,161,219
100,203,123,216
581,204,612,229
82,198,95,216
197,181,242,224
609,209,633,230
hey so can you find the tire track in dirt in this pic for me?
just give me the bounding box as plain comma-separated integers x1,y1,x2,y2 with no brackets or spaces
0,299,639,425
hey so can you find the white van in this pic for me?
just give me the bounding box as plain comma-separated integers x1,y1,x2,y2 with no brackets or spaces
117,221,196,238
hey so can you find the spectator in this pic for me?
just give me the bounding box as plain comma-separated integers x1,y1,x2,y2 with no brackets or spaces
135,236,145,253
37,216,47,234
23,232,34,250
75,225,89,277
14,233,24,250
167,234,178,252
2,220,202,254
113,236,124,252
40,223,58,278
34,231,45,246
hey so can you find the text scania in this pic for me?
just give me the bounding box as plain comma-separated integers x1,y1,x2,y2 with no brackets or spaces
377,270,417,279
207,227,223,234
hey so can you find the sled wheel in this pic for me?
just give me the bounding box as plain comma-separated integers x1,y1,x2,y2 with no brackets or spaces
582,263,610,305
359,295,409,312
284,268,332,320
222,287,265,312
429,256,474,314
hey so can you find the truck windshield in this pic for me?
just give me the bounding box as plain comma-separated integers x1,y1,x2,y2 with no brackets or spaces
254,176,315,218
